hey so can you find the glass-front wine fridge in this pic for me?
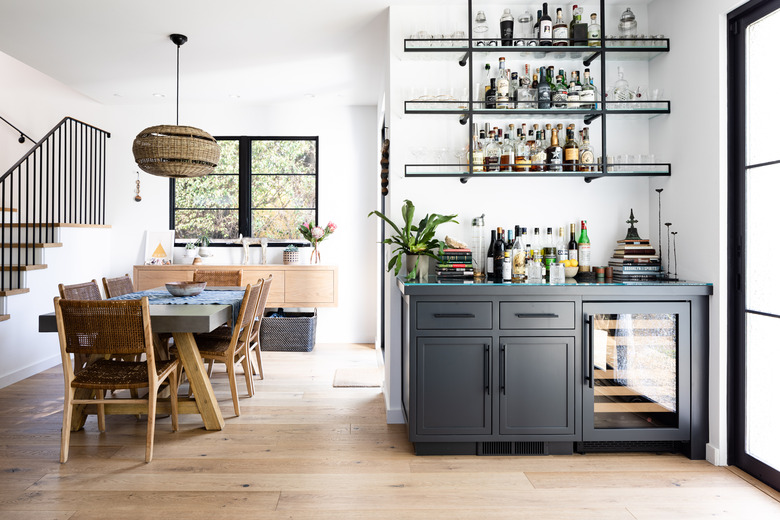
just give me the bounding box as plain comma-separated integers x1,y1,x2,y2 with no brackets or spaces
582,302,691,442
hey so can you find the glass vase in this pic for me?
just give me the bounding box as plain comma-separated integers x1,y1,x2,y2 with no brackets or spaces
310,243,321,264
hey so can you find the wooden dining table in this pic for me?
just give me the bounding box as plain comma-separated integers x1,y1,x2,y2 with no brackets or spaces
39,287,246,431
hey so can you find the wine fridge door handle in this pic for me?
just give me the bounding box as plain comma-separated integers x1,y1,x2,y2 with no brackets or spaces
484,344,490,395
500,344,506,395
586,314,594,389
514,313,559,318
434,313,476,318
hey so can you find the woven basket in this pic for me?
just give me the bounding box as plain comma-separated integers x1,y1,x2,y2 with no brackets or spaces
260,310,317,352
132,125,221,178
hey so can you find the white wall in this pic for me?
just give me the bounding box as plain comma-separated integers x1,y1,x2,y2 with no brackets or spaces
649,0,747,466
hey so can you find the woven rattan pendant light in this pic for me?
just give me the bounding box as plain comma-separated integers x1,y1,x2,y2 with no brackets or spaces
132,34,220,178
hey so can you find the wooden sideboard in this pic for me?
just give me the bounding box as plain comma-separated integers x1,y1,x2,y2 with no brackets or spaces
133,264,338,308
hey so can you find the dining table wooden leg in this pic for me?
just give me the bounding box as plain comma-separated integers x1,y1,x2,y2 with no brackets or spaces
172,332,225,431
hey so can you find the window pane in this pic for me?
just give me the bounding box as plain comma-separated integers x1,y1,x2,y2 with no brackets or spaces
746,312,780,469
252,209,315,239
175,175,239,208
252,140,316,173
745,163,780,314
747,9,780,165
251,174,316,208
216,140,240,173
174,209,239,239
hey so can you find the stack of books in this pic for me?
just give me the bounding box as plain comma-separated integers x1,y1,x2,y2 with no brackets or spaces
608,238,663,281
435,248,473,279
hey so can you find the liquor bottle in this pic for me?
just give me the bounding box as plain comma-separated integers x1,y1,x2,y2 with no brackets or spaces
474,10,489,46
485,78,497,109
511,226,526,282
580,69,596,109
485,131,500,171
533,9,542,44
521,64,531,87
500,8,514,46
514,128,530,172
502,250,512,282
531,73,539,89
496,58,510,109
471,124,484,172
545,128,563,172
480,63,491,103
567,81,580,109
552,7,569,46
530,227,542,255
510,71,519,108
588,13,601,47
493,227,506,281
563,125,579,172
570,5,588,45
578,220,591,272
530,130,546,171
553,73,568,108
486,229,496,277
556,226,568,262
501,124,515,171
543,227,556,279
539,3,553,46
537,66,551,109
506,228,514,249
578,126,596,172
568,223,578,263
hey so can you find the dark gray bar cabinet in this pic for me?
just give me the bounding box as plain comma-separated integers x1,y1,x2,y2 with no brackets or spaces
397,277,712,459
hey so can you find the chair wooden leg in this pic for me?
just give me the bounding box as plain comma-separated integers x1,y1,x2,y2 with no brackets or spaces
60,387,75,463
254,347,264,380
226,361,240,416
96,390,106,432
207,359,214,377
145,387,158,463
242,353,254,397
169,369,179,432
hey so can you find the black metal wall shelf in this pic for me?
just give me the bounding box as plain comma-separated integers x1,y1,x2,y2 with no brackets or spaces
404,164,672,184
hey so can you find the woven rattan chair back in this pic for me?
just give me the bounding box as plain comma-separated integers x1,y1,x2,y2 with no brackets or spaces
248,275,274,380
102,274,135,298
54,296,179,463
192,269,243,286
58,280,102,300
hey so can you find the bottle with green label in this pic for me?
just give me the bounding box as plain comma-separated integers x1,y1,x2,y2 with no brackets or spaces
578,220,591,272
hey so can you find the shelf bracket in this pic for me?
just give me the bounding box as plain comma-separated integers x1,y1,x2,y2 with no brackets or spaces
583,113,602,125
584,175,603,183
458,114,470,125
460,177,469,184
583,51,601,67
458,53,469,67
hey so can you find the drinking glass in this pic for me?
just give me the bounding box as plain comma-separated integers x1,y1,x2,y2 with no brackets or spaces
550,263,565,284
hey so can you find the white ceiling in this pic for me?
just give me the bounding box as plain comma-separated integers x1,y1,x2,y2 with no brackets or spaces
0,0,432,108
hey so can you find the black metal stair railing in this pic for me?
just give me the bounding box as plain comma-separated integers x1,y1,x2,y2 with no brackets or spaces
0,117,111,291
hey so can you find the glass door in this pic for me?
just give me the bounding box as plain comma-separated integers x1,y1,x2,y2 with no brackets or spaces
728,0,780,491
582,302,690,442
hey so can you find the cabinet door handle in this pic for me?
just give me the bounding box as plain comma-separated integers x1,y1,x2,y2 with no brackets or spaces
514,313,559,318
500,343,507,395
484,344,490,395
585,314,594,389
434,313,476,318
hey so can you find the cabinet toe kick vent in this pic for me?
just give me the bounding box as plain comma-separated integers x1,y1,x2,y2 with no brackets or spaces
478,441,547,456
576,440,681,454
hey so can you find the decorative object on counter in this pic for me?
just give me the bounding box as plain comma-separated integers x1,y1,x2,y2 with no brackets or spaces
471,214,486,279
132,34,220,178
656,188,664,268
283,244,300,265
260,237,268,265
192,257,202,265
299,220,337,264
624,209,641,241
144,230,174,265
165,281,206,297
617,7,638,40
184,241,197,258
435,248,473,280
444,235,468,250
196,234,211,257
232,234,262,265
608,211,662,281
664,222,678,281
368,199,458,280
134,171,142,202
672,231,679,279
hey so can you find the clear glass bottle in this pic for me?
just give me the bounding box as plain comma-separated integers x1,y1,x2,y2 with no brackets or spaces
530,130,546,171
588,13,601,47
580,68,596,109
484,131,501,171
500,8,514,46
618,7,638,42
578,126,596,172
553,74,568,108
500,125,515,171
471,123,484,172
474,10,489,46
563,125,579,171
514,127,530,172
611,66,634,108
517,10,533,46
471,214,486,279
496,57,510,109
556,226,569,262
552,7,569,46
545,128,563,172
567,81,580,109
511,226,526,282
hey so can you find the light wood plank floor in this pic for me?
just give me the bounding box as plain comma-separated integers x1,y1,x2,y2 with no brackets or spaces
1,342,778,519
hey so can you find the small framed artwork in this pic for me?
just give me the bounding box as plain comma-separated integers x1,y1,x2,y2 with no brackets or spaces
144,230,174,265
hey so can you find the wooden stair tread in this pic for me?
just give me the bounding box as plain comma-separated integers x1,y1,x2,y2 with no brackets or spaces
0,208,17,212
0,288,30,297
0,242,62,248
0,315,9,322
0,264,47,272
0,223,110,229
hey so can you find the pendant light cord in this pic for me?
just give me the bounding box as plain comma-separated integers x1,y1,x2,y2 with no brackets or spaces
176,42,180,125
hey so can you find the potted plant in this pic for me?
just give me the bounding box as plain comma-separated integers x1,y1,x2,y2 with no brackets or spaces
283,244,299,265
184,241,198,258
196,235,211,256
368,199,458,279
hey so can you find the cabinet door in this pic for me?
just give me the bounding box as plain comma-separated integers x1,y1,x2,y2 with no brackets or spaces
499,337,575,435
582,302,690,442
416,337,491,435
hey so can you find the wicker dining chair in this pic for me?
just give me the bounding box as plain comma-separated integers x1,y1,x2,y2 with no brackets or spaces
192,269,243,286
174,282,262,416
247,274,274,382
102,274,135,298
58,279,102,300
54,297,179,463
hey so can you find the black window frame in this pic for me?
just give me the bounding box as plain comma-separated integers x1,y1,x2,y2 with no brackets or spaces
169,135,319,246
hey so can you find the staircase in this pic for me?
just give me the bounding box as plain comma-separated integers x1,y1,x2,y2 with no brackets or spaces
1,117,110,320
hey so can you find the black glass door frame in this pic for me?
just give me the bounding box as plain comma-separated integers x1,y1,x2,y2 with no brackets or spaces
582,302,691,442
727,0,780,491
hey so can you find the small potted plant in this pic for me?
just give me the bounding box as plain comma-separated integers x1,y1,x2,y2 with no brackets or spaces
196,235,211,257
368,199,458,279
283,244,299,265
184,241,198,258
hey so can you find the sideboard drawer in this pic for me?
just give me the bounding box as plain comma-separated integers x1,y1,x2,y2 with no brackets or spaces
499,301,575,330
416,301,492,330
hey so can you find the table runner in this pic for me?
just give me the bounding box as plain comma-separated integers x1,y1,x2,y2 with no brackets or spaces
109,289,245,327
